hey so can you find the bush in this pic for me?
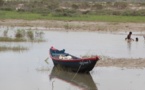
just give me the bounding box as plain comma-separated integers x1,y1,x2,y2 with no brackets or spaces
52,8,78,17
79,2,90,9
71,4,79,10
121,10,134,16
137,9,145,16
0,7,13,11
113,2,128,9
94,10,113,15
112,10,122,15
92,3,103,10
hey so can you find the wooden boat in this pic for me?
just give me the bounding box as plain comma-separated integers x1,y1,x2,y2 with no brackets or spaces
49,46,99,72
50,66,98,90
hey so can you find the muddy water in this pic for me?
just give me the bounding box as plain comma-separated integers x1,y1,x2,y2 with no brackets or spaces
45,31,145,58
0,27,145,90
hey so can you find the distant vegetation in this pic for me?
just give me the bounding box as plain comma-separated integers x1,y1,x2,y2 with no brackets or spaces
1,0,145,22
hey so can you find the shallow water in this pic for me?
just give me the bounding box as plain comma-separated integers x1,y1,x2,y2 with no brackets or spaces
0,26,145,90
45,30,145,58
1,26,145,58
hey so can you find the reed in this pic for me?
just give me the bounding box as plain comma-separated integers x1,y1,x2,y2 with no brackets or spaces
0,45,28,52
3,30,9,37
0,37,26,42
0,29,45,42
27,30,34,40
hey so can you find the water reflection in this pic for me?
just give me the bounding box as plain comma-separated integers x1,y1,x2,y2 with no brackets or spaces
144,40,145,48
50,67,97,90
127,41,132,53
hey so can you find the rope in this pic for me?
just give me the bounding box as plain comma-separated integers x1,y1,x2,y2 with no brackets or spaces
71,60,83,81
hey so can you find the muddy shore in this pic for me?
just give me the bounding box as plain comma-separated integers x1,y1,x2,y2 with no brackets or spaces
1,19,145,68
1,19,145,32
97,57,145,68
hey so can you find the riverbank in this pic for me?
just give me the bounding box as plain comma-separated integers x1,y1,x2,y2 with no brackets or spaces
1,19,145,32
97,57,145,68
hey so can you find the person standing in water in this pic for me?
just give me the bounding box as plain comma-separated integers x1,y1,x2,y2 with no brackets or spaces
125,31,134,41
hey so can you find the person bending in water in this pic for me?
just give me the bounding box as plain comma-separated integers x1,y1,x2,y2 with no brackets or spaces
125,31,134,41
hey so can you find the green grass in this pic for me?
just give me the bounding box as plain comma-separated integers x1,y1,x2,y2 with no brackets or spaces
1,10,145,22
80,15,145,22
0,11,42,20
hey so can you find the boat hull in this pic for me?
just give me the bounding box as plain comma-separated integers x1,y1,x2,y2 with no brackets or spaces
49,47,99,72
52,59,97,72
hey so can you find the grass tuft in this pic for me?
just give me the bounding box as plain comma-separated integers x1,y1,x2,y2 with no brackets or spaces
0,46,28,52
0,29,45,42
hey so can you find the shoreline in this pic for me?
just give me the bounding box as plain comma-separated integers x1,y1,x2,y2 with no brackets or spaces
97,57,145,68
1,19,145,68
1,19,145,32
